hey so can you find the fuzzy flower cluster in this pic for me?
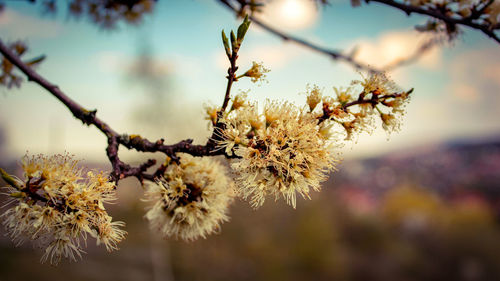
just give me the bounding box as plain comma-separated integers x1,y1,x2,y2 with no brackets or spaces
301,73,410,142
351,72,412,135
0,154,126,265
317,72,411,141
143,154,234,241
214,93,339,209
210,73,411,209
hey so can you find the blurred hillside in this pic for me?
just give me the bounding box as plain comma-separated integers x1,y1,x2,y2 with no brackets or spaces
334,136,500,217
1,137,500,281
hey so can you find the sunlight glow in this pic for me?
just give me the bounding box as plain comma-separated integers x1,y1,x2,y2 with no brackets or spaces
260,0,319,30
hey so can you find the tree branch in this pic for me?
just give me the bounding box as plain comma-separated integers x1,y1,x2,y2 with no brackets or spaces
0,39,230,183
365,0,500,44
218,0,382,73
217,0,442,73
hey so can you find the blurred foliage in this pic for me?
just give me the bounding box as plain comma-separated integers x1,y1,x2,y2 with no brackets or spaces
0,0,155,29
1,130,500,281
125,42,173,133
42,0,156,29
0,41,44,89
1,180,499,281
164,186,500,281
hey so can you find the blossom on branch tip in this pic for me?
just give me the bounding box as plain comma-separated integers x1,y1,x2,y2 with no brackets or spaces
352,72,399,96
230,91,249,111
243,61,270,84
333,86,353,105
204,103,219,126
306,84,323,112
0,153,126,265
380,113,401,133
143,154,235,241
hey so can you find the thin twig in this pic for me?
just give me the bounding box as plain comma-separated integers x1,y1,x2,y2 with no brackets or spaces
220,43,239,116
218,0,382,73
218,0,443,73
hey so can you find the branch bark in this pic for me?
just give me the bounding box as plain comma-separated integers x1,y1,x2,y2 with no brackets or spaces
218,0,382,73
366,0,500,44
217,0,445,73
0,39,230,183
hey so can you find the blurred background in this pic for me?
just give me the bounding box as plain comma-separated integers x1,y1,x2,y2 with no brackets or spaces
1,0,500,280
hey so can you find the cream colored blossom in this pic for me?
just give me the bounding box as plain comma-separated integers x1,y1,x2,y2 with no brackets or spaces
381,113,401,132
204,103,219,126
241,102,263,130
94,218,127,252
384,92,411,115
306,84,323,112
333,86,353,105
222,100,339,209
143,154,234,241
352,72,399,96
230,91,248,111
213,119,246,156
485,0,500,26
243,61,270,83
0,153,126,265
211,73,411,208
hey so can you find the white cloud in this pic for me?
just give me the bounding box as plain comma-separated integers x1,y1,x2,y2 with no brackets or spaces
447,47,500,106
336,30,444,86
350,30,443,70
0,9,63,39
401,46,500,143
336,36,500,155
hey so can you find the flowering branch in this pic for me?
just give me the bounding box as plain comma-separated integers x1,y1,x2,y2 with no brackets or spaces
0,39,229,183
218,0,442,73
218,0,382,73
207,16,252,149
0,14,415,265
363,0,500,44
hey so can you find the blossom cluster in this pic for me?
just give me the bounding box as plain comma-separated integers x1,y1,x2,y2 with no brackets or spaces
209,72,411,209
219,99,339,209
348,72,412,137
0,10,418,263
1,154,126,265
143,154,235,241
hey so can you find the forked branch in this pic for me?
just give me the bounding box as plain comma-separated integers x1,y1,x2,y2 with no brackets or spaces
0,39,231,183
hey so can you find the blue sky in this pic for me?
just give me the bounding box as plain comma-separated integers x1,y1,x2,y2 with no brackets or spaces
1,0,499,163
